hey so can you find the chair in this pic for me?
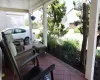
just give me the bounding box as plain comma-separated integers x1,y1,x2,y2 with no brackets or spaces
1,32,55,80
1,33,36,69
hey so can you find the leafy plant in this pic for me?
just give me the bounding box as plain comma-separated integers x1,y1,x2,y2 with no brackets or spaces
62,39,79,53
74,27,80,33
39,31,43,38
47,35,58,51
25,19,29,26
32,22,38,29
47,0,67,37
61,39,80,63
36,34,40,39
96,51,100,58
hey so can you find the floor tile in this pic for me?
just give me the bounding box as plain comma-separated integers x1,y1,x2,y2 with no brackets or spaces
54,74,64,80
3,53,86,80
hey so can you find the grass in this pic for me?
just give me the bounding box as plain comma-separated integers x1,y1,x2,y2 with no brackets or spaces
74,27,80,33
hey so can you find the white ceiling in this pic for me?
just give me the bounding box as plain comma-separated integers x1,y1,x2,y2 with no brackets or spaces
0,0,54,12
0,0,29,9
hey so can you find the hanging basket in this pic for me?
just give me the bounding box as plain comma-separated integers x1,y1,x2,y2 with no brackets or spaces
31,16,36,21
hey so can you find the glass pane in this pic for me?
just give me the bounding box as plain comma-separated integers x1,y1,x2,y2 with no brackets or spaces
15,29,22,33
21,29,26,33
5,29,13,34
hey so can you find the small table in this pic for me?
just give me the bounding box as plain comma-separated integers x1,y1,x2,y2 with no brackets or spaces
32,42,47,55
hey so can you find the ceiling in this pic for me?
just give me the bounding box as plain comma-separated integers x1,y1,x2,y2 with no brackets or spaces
0,0,54,12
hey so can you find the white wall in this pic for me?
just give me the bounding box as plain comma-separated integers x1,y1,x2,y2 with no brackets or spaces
0,0,28,9
6,14,25,28
0,11,6,31
61,0,81,28
0,11,25,31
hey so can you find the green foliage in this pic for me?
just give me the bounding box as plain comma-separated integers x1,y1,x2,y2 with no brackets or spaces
47,0,67,37
47,35,58,50
75,2,100,33
25,19,29,26
25,19,43,29
66,28,69,33
36,34,40,39
76,12,82,21
32,22,38,29
96,50,100,58
73,0,83,11
78,26,83,34
62,39,79,53
39,31,43,38
48,38,80,65
47,36,80,55
50,0,66,24
32,21,43,29
74,27,80,33
60,39,80,62
96,53,100,58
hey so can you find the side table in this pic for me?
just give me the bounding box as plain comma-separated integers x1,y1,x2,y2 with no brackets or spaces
32,43,47,56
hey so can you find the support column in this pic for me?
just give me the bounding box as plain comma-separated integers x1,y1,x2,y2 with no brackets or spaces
43,4,47,46
28,13,33,44
85,0,100,80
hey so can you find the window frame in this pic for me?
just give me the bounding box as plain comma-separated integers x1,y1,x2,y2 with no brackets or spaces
14,28,26,34
4,29,14,34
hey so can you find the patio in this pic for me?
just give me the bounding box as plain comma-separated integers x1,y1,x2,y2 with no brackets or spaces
1,0,100,80
39,54,86,80
2,45,86,80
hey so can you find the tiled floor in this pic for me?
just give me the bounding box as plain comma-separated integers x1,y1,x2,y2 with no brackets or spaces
39,54,86,80
2,53,86,80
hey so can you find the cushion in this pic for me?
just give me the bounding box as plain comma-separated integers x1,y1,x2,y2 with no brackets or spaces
5,34,17,56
